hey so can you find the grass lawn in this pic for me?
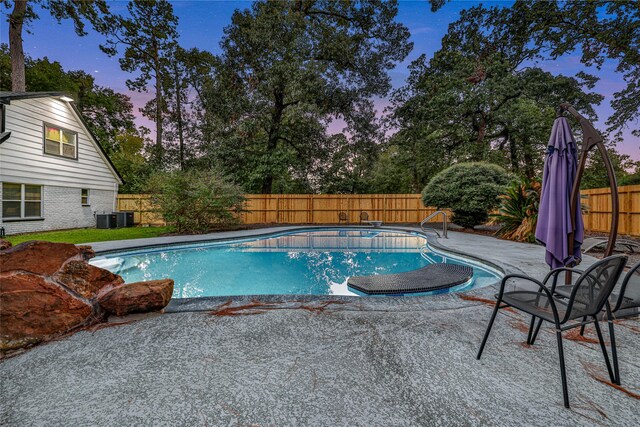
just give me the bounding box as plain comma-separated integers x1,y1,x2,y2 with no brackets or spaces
5,226,173,245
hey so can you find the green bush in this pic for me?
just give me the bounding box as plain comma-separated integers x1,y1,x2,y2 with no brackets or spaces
422,162,510,229
146,169,246,233
491,177,541,243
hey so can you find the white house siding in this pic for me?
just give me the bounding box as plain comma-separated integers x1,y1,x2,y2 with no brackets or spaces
0,185,116,235
0,95,122,235
0,97,120,191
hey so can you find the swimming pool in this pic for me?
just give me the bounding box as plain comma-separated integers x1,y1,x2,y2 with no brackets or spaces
91,229,501,298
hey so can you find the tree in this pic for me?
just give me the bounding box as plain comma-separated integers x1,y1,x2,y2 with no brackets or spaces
428,0,640,138
581,148,638,190
110,131,151,193
1,0,110,91
203,0,412,193
0,46,138,154
100,0,178,166
161,46,217,170
384,3,603,189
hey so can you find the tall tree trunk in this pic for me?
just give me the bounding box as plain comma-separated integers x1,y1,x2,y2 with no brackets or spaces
9,0,27,91
261,89,285,194
260,132,278,194
508,134,519,172
475,113,487,160
174,65,185,170
153,45,163,166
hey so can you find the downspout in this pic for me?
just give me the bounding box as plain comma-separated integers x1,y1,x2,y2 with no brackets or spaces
113,182,119,213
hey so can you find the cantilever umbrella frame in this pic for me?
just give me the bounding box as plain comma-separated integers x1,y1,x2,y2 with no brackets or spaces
557,103,619,281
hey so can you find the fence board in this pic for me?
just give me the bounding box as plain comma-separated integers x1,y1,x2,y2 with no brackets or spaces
117,185,640,236
580,185,640,236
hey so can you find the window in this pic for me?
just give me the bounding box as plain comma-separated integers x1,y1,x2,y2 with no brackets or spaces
81,189,90,205
2,183,42,219
44,124,77,159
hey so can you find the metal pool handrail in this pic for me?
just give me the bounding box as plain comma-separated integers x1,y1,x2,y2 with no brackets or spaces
420,245,448,263
420,211,448,238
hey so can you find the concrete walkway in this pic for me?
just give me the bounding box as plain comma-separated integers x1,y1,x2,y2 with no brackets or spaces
2,228,638,426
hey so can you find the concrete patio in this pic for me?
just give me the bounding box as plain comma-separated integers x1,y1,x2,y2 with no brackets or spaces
1,228,639,426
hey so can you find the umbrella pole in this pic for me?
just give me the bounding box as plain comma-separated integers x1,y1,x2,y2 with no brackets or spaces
560,103,619,284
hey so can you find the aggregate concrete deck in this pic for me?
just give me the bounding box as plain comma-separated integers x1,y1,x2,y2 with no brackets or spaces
1,228,638,426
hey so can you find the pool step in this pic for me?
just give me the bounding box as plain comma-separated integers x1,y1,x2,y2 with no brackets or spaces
347,263,473,295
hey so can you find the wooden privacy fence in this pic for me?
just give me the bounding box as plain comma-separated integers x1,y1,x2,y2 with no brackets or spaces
117,185,640,236
240,194,447,224
581,185,640,236
116,194,166,226
116,194,448,227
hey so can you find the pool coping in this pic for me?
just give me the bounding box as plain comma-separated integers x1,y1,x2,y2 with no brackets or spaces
82,225,516,313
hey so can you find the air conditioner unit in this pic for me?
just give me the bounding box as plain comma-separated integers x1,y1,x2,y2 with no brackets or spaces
96,213,117,229
114,211,135,228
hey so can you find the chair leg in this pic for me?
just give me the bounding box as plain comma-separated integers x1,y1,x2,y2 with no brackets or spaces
477,300,501,360
593,317,616,384
579,315,587,336
555,330,570,408
529,318,543,345
527,316,536,344
608,318,620,385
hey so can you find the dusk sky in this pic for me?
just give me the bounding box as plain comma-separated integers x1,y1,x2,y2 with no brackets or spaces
9,0,639,160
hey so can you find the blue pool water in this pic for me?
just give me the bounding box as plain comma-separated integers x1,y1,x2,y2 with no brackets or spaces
91,229,500,298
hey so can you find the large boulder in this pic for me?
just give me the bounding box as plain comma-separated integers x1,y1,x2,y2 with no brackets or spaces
0,241,174,352
0,273,94,351
98,279,174,317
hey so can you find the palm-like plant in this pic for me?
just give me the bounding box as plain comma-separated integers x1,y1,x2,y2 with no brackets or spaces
491,178,541,243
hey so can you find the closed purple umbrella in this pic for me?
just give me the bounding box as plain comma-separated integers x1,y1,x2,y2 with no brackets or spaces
535,116,584,269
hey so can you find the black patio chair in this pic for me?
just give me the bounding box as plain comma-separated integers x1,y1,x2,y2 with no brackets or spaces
360,211,369,223
338,212,348,224
476,255,628,408
531,261,640,385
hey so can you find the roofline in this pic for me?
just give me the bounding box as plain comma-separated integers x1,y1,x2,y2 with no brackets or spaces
68,103,125,185
0,92,70,104
1,92,125,184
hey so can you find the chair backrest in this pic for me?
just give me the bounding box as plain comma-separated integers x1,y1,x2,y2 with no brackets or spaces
338,212,347,221
613,261,640,312
563,255,628,322
360,212,369,221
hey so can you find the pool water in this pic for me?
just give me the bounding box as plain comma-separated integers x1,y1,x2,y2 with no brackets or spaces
91,229,500,298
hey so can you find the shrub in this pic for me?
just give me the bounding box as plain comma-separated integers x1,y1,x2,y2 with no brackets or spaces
146,169,246,233
422,162,510,229
491,177,541,243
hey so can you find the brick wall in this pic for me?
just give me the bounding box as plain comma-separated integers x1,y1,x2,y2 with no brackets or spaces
0,184,116,235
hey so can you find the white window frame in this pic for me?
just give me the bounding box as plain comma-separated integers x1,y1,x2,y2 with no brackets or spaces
1,183,43,219
43,122,78,160
81,188,90,206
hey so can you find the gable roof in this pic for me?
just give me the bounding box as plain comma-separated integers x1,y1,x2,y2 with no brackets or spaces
0,92,124,185
0,91,68,104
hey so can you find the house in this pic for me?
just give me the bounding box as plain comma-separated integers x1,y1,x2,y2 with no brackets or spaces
0,92,123,236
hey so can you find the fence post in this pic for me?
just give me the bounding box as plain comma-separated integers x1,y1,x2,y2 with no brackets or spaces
383,195,387,223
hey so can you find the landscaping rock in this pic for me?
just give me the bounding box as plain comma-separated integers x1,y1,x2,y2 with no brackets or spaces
0,241,173,352
0,273,93,351
54,260,124,300
0,239,12,250
98,279,174,316
0,241,84,275
77,245,96,261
